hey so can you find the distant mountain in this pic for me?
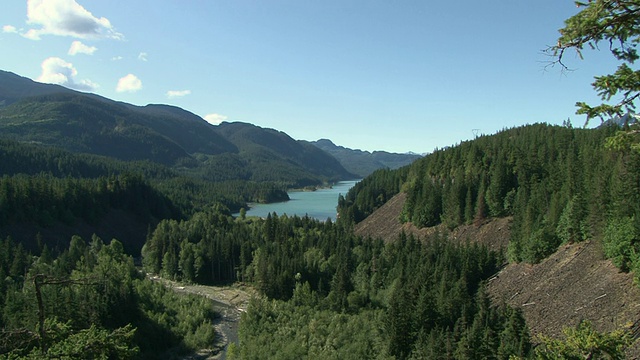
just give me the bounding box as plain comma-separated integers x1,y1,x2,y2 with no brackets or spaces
0,92,237,165
600,112,640,128
0,70,74,106
216,122,356,184
0,70,353,186
311,138,422,178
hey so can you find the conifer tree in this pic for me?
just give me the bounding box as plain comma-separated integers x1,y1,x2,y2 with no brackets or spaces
551,0,640,121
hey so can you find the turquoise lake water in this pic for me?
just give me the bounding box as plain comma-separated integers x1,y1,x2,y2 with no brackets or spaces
239,180,359,221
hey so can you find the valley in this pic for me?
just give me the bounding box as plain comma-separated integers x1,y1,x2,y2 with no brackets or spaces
3,1,640,359
0,73,639,359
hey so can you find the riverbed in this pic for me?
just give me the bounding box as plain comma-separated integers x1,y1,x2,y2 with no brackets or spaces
151,277,255,360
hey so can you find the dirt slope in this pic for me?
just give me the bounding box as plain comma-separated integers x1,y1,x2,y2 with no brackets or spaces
488,240,640,356
355,192,640,356
354,192,510,251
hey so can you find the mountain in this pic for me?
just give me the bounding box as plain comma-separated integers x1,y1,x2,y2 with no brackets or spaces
600,112,640,128
0,70,352,185
0,70,75,106
0,72,237,165
311,138,422,178
216,122,356,184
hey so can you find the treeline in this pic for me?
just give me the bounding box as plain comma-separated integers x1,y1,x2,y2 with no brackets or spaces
0,139,175,180
143,211,531,359
154,177,289,217
0,235,218,359
0,139,289,216
0,173,179,228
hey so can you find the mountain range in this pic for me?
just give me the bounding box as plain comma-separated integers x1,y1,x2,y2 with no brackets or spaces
0,70,420,185
311,138,422,177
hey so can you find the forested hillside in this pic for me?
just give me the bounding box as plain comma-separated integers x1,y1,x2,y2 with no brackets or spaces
339,123,640,267
215,122,355,184
0,71,355,188
2,106,638,358
0,138,293,254
335,122,640,357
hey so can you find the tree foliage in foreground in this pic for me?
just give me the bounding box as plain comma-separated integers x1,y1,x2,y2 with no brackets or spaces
534,320,632,360
550,0,640,121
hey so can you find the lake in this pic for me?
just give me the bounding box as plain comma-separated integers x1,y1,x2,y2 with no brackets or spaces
239,180,359,221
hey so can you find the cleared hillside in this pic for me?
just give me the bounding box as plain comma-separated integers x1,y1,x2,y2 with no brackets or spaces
354,192,510,252
355,191,640,356
488,240,640,354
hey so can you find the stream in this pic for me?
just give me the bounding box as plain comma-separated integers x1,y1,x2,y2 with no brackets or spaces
209,298,241,360
150,277,253,359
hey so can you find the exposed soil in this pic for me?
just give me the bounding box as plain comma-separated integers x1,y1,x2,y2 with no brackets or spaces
488,240,640,357
354,192,510,251
356,192,640,357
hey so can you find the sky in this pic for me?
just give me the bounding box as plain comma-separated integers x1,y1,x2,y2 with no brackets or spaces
0,0,622,154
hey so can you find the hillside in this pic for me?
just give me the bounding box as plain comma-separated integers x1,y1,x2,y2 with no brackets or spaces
216,122,356,184
355,191,640,356
311,138,422,177
0,70,353,186
0,70,75,106
354,192,510,252
342,121,640,356
488,240,640,353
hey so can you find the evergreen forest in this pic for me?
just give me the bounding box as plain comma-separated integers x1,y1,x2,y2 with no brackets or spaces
2,118,639,358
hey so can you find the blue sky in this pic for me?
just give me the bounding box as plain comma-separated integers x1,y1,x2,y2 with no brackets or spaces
0,0,620,153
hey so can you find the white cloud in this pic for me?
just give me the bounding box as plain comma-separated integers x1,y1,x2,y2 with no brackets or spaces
204,113,228,125
111,56,123,61
36,56,98,91
2,25,18,33
25,0,122,40
138,52,148,61
116,74,142,93
22,29,41,40
166,90,191,98
68,40,96,55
